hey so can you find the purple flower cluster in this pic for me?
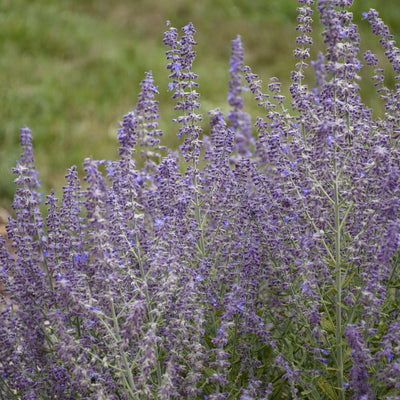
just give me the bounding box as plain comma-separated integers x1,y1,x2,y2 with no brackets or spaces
1,1,400,398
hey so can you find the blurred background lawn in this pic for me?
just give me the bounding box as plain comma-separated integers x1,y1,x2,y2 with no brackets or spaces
1,0,399,208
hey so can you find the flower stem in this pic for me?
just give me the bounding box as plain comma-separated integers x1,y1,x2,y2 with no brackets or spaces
333,150,345,400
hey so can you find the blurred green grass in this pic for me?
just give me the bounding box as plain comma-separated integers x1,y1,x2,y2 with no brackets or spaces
1,0,399,207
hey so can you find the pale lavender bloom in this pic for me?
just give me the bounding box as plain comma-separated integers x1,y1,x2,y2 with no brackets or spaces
345,324,375,398
1,2,400,398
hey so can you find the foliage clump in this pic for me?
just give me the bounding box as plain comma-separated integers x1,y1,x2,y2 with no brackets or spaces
1,1,400,399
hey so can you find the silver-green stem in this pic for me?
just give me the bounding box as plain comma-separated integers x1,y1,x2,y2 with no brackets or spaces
132,216,163,387
110,298,137,398
333,150,345,400
192,166,206,258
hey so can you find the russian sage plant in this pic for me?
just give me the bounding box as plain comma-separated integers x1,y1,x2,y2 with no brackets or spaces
1,0,400,399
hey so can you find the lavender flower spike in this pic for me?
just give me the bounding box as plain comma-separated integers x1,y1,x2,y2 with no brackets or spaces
164,22,202,163
227,35,253,161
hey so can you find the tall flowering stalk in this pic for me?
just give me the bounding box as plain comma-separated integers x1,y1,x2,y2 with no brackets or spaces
1,1,400,399
164,22,208,265
227,35,253,163
164,21,202,164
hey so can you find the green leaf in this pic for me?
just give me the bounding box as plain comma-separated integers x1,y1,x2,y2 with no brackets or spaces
321,316,335,334
317,377,338,400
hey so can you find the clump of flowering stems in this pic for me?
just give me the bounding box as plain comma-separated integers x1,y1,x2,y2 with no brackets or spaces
1,0,400,398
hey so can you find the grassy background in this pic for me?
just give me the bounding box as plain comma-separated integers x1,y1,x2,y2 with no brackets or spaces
1,0,399,207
